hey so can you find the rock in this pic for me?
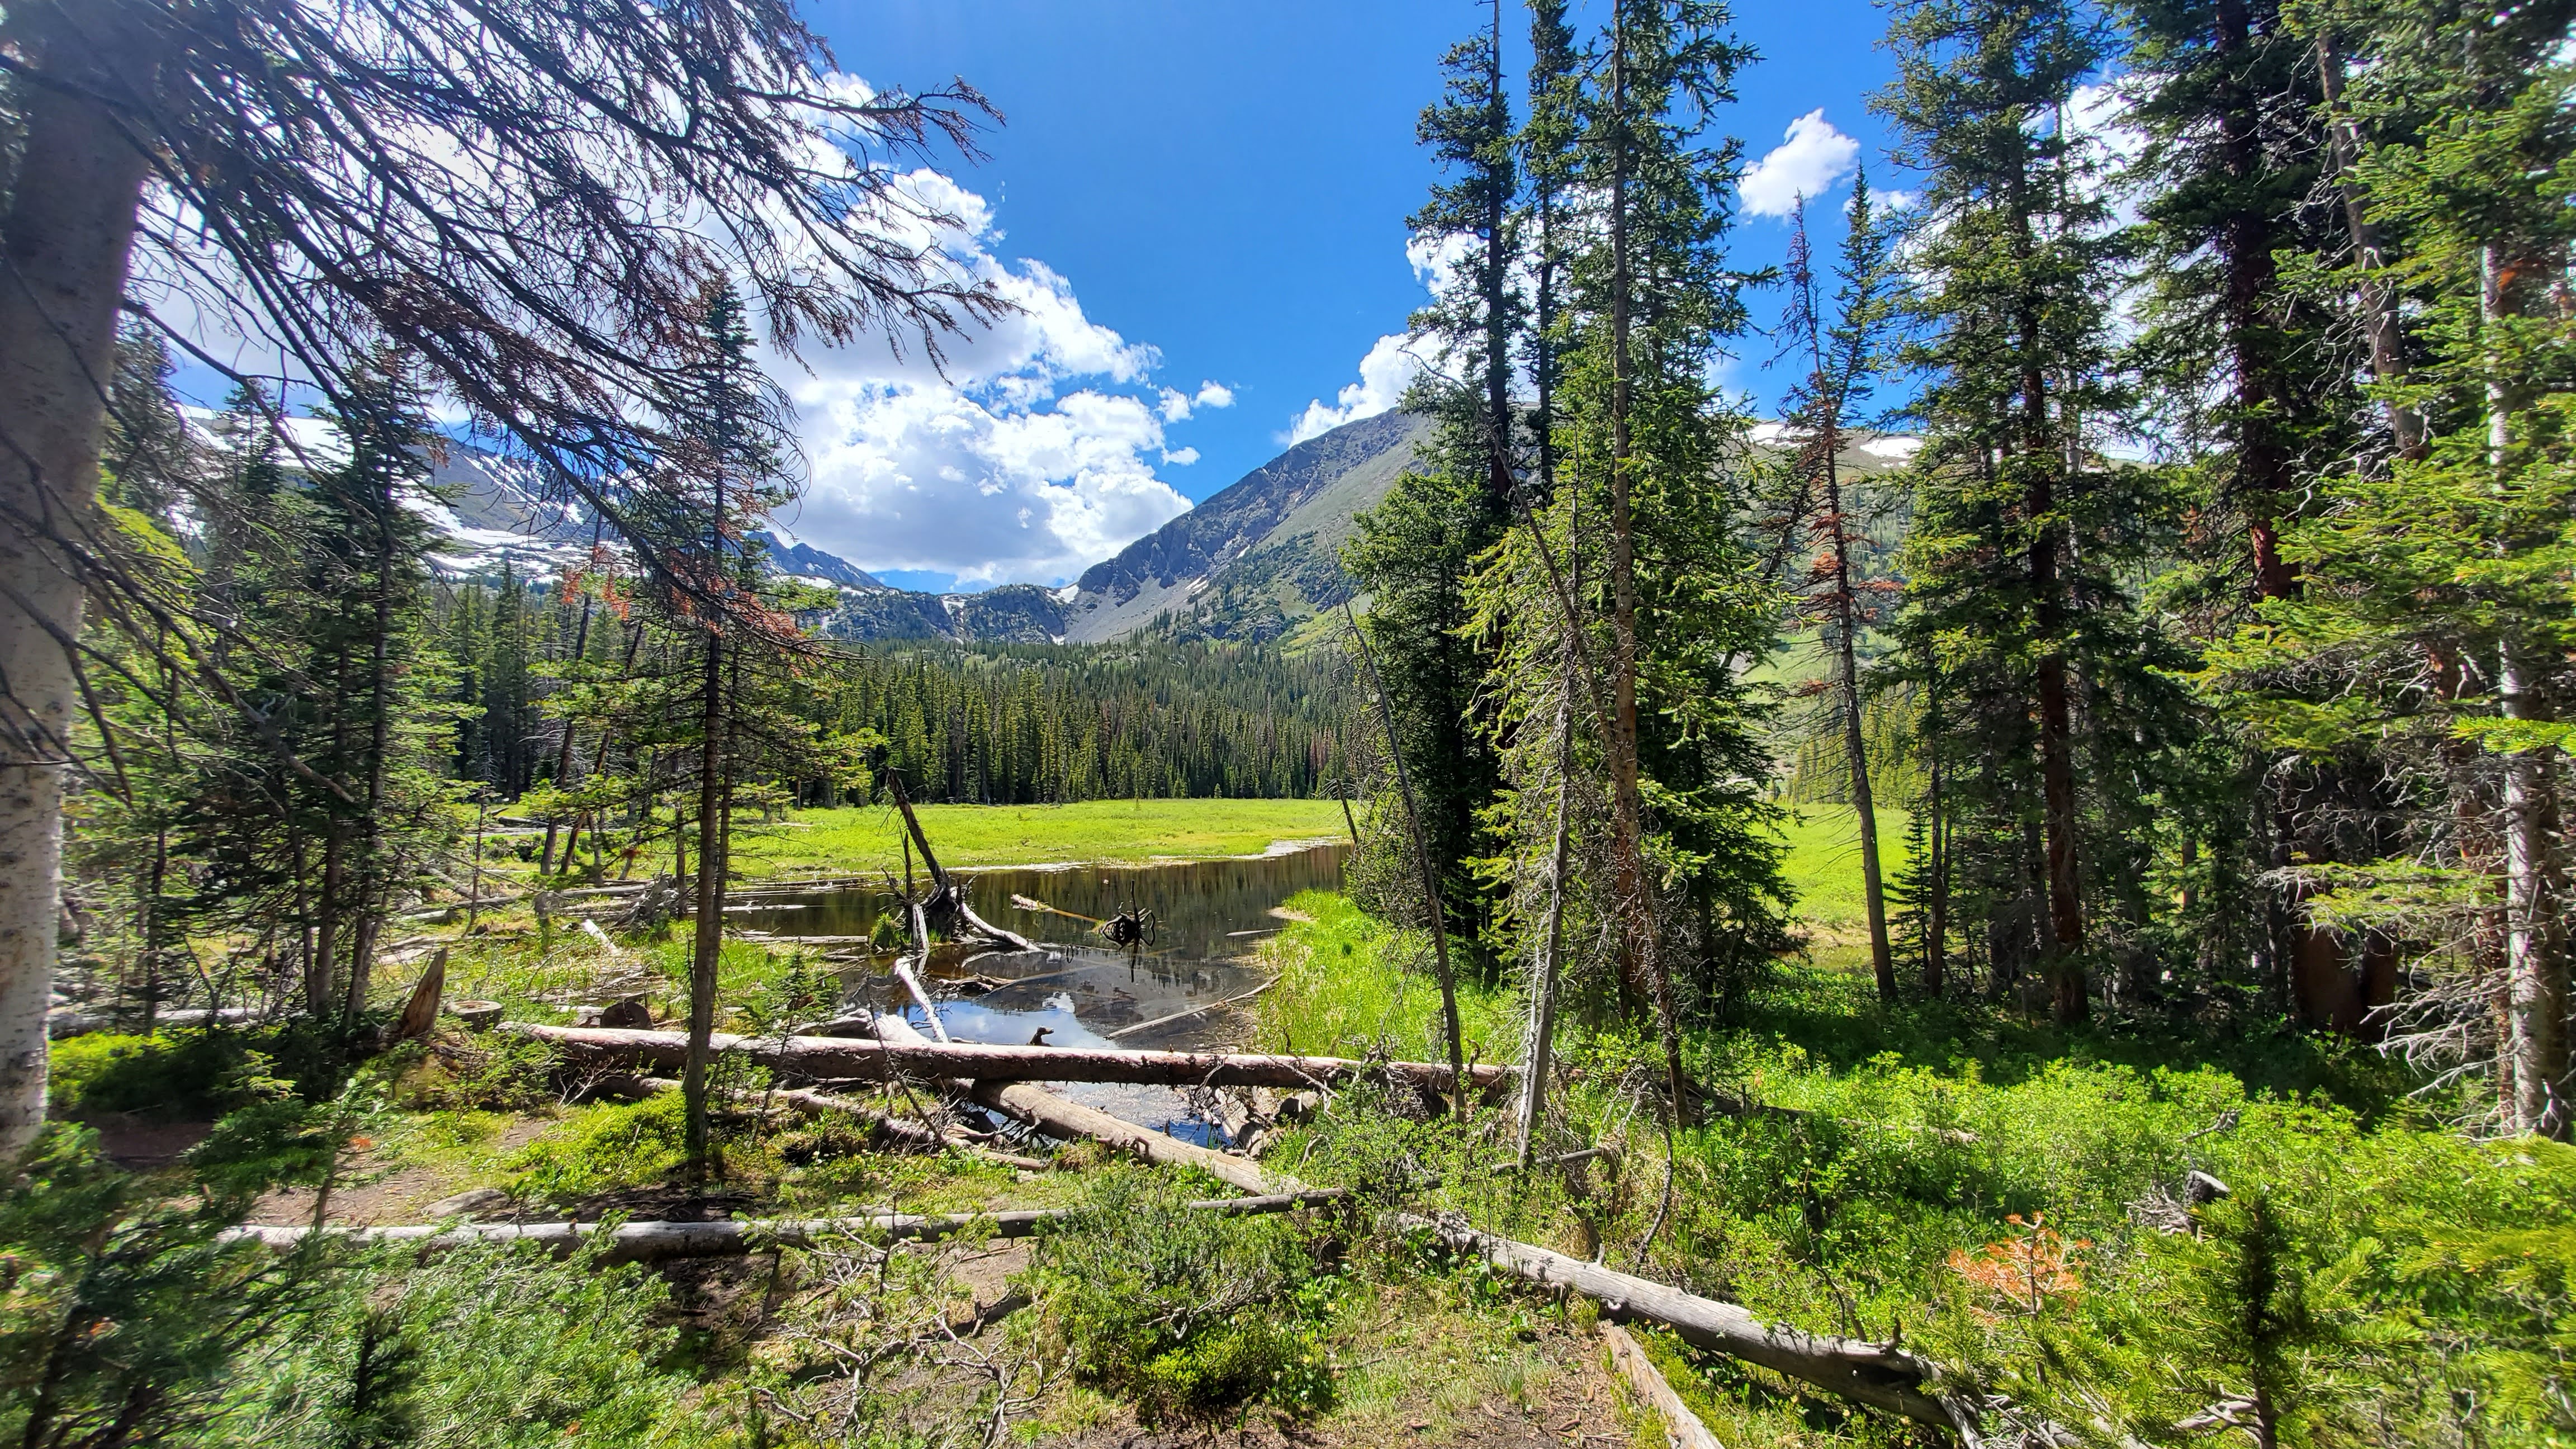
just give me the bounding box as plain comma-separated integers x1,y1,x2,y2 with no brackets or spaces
423,1186,513,1220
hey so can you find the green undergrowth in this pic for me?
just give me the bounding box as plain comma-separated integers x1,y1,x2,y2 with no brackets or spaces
1242,892,2576,1448
1253,889,1519,1064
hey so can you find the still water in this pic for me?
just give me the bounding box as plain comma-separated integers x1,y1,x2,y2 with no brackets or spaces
730,841,1349,1145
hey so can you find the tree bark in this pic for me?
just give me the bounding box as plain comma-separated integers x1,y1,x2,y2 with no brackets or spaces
1515,705,1573,1164
1823,440,1895,1002
683,626,728,1177
2487,245,2565,1137
2018,204,2087,1023
2314,32,2426,461
504,1022,1512,1093
0,2,159,1159
1602,1322,1726,1449
226,1195,1352,1261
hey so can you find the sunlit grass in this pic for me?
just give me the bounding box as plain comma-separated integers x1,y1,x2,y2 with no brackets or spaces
731,797,1351,878
1769,802,1912,930
1250,891,1516,1066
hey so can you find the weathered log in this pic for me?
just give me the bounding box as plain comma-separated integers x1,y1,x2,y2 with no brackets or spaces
769,1083,1050,1171
954,896,1044,953
588,1070,1048,1171
969,1080,1281,1196
891,952,951,1043
1103,977,1276,1041
503,1022,1512,1092
225,1212,1063,1261
1399,1213,1952,1428
228,1191,1344,1262
1603,1323,1726,1449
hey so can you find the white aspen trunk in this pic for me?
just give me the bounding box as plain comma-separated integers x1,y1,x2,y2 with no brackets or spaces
0,4,158,1160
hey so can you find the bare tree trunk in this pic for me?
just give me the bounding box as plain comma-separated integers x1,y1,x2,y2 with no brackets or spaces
1822,446,1895,1001
538,552,599,874
312,825,346,1017
0,1,159,1159
682,627,727,1177
1515,703,1573,1164
2016,212,2087,1022
2486,245,2565,1137
2315,32,2426,462
345,496,401,1020
1343,604,1464,1116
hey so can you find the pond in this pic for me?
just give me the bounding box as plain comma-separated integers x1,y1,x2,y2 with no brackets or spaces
730,841,1349,1146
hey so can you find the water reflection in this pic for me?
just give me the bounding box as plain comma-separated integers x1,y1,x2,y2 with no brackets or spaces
736,841,1348,1146
727,841,1348,962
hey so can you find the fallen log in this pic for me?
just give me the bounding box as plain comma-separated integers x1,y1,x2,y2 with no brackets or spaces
1399,1213,1952,1429
769,1083,1049,1171
227,1212,1063,1261
225,1189,1349,1262
954,895,1044,953
504,1022,1512,1093
1604,1322,1726,1449
586,1071,1048,1171
969,1080,1281,1196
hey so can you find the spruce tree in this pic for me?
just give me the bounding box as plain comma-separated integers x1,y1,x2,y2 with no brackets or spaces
1879,0,2166,1022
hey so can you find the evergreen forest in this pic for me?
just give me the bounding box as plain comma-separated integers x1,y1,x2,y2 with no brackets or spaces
3,0,2574,1446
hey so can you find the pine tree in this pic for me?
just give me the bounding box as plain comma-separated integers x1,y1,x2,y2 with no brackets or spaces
1879,0,2183,1022
1345,0,1523,963
2206,0,2576,1135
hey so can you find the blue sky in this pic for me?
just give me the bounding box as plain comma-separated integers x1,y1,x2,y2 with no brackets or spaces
766,0,1912,592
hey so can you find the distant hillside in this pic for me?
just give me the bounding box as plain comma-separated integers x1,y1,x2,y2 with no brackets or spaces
1059,409,1434,643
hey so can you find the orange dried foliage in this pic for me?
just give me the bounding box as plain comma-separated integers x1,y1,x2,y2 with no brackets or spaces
1947,1213,2090,1320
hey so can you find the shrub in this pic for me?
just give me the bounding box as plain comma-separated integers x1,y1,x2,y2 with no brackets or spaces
1022,1168,1341,1419
503,1092,692,1202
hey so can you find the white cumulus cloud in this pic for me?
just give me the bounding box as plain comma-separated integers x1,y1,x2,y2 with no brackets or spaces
1741,110,1862,219
1285,333,1426,444
1284,234,1469,444
771,171,1205,586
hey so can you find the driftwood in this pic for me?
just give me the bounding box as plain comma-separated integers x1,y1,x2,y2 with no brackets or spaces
1399,1213,1950,1428
891,953,951,1044
1102,977,1276,1041
504,1022,1512,1092
970,1081,1279,1195
1603,1322,1726,1449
